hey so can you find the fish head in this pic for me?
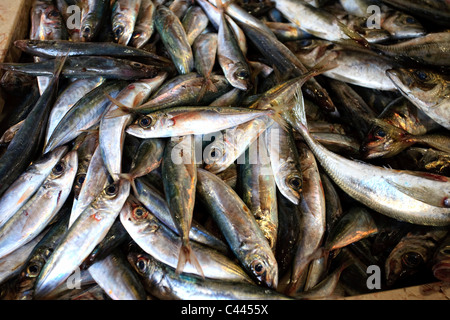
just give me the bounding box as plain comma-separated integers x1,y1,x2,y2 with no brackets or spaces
246,251,279,289
47,150,78,185
386,68,449,107
385,240,428,287
432,240,450,282
229,62,251,91
381,12,426,39
39,6,66,40
361,119,412,159
112,20,134,45
126,111,167,138
120,197,160,234
290,39,335,68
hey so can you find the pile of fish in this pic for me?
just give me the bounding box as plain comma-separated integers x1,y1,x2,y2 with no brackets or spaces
0,0,449,300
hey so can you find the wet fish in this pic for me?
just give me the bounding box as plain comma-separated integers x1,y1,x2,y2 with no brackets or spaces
386,68,450,130
120,197,253,282
182,6,209,46
385,226,448,286
133,178,230,253
0,150,77,260
130,0,156,48
111,0,142,45
290,89,450,226
87,249,147,300
196,168,278,288
0,146,68,229
129,250,292,300
34,179,130,299
100,75,167,180
432,233,450,282
154,4,194,74
80,0,109,41
44,80,127,154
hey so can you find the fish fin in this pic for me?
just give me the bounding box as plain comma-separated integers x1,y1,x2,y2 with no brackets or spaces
196,77,218,103
176,244,205,279
103,94,138,119
337,20,370,50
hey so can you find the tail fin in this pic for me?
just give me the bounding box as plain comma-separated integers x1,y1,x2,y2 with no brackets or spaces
196,77,218,103
117,173,138,196
338,20,370,50
176,244,205,279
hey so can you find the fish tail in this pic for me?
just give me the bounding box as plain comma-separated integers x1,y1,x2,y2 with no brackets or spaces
338,20,370,50
117,173,138,195
196,77,217,103
103,94,138,119
176,244,205,279
53,51,69,81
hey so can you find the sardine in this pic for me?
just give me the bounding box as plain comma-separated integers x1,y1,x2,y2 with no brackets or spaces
34,179,130,299
111,0,142,45
196,168,278,288
130,0,156,48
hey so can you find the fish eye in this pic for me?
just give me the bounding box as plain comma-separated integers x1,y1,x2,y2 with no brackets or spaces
440,246,450,256
414,70,429,81
132,206,148,220
138,116,154,129
299,39,312,47
375,128,386,138
83,26,91,35
105,183,119,196
401,252,423,268
26,263,40,277
52,162,65,176
115,26,124,38
251,260,265,275
236,70,249,80
136,257,148,273
405,16,416,24
47,10,60,18
287,174,302,191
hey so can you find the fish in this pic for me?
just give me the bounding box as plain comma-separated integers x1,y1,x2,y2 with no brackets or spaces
154,4,194,74
196,168,278,288
99,75,167,180
161,135,203,276
44,80,127,154
14,39,172,65
125,105,279,139
284,141,326,296
0,54,67,197
111,0,142,45
386,67,450,130
385,226,449,286
0,150,77,260
238,136,278,252
133,178,230,253
289,89,450,226
80,0,109,41
120,197,253,282
0,146,68,229
431,234,450,282
10,211,70,300
34,178,130,299
128,250,293,300
182,5,210,46
0,56,163,80
216,0,251,91
45,77,106,145
87,249,147,300
69,144,109,227
130,0,156,48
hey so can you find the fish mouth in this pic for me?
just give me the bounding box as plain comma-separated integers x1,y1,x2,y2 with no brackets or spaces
432,261,450,282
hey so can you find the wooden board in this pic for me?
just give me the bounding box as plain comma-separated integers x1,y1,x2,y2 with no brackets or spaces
341,281,450,300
